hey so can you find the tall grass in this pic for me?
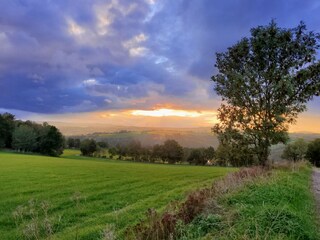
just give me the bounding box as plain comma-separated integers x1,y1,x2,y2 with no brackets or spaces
129,163,319,240
128,167,267,239
205,163,319,240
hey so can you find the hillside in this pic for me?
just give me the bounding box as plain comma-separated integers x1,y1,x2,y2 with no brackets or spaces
54,122,320,159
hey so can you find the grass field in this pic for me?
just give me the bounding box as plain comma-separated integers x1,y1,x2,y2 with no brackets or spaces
204,165,320,240
0,150,234,239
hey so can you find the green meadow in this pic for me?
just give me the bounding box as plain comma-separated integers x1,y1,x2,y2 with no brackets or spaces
0,150,234,239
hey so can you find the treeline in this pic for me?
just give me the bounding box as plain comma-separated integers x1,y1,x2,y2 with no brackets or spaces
68,137,216,165
0,113,64,156
281,138,320,167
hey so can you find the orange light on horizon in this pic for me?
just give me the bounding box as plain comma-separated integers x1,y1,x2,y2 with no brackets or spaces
131,108,215,118
131,108,204,117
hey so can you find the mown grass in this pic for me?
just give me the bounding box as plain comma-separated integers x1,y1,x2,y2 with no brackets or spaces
200,164,320,240
0,150,234,239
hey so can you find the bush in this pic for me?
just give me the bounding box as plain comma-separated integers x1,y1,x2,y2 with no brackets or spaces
281,138,308,162
80,139,97,156
306,138,320,167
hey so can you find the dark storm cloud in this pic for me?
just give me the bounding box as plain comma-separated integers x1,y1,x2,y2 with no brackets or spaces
0,0,319,114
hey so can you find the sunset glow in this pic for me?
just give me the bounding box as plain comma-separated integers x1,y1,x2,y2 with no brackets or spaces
131,109,204,117
0,0,319,132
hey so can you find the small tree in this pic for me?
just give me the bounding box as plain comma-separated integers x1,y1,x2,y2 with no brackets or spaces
127,140,142,161
0,112,15,148
204,146,215,162
97,141,108,149
306,138,320,167
37,124,64,156
212,21,320,166
187,148,206,165
67,138,75,148
74,138,81,149
162,139,183,164
281,138,308,162
215,142,255,167
152,144,164,162
80,139,97,156
12,125,37,152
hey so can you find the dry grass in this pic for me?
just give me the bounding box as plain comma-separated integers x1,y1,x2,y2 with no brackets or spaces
128,167,269,240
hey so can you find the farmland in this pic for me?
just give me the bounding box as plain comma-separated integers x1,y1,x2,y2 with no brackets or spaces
0,150,234,239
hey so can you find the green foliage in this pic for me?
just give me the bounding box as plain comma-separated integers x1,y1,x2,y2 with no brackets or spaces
12,125,38,152
0,113,64,156
127,140,143,161
187,147,215,165
209,167,319,239
212,21,320,166
281,138,308,162
215,139,256,167
0,112,15,148
162,139,184,164
66,138,81,149
80,139,97,156
306,138,320,167
204,146,215,161
107,139,184,164
152,144,164,161
187,148,206,165
97,141,108,149
0,151,232,239
37,124,64,156
176,214,222,240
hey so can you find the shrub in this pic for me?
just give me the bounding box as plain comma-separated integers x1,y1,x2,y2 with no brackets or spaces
306,138,320,167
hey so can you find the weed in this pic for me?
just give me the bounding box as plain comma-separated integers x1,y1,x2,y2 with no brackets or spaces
12,199,58,240
70,191,86,207
101,224,116,240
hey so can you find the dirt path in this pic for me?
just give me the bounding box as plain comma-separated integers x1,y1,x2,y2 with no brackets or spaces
312,168,320,216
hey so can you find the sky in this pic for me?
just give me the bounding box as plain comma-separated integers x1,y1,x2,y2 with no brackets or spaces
0,0,319,131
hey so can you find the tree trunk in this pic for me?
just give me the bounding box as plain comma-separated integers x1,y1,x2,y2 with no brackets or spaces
258,142,270,166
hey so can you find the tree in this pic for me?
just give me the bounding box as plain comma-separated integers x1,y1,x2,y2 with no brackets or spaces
38,124,64,156
215,141,255,167
74,138,81,149
0,113,15,148
97,141,108,149
127,140,142,161
204,146,215,162
67,138,75,148
187,148,206,165
306,138,320,167
152,144,164,162
281,138,308,162
67,138,82,149
12,125,37,152
80,139,97,156
212,21,320,166
162,139,183,164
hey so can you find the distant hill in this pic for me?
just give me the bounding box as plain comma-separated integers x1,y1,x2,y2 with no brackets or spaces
52,122,320,154
50,121,217,148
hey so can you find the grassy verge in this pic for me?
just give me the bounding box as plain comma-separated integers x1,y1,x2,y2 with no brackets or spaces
195,164,319,240
132,163,319,240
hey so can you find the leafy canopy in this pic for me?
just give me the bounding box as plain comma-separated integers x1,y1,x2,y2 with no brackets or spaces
212,21,320,165
281,138,308,162
306,138,320,167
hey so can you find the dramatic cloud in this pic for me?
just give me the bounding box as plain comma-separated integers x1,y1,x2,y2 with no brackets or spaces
0,0,319,118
